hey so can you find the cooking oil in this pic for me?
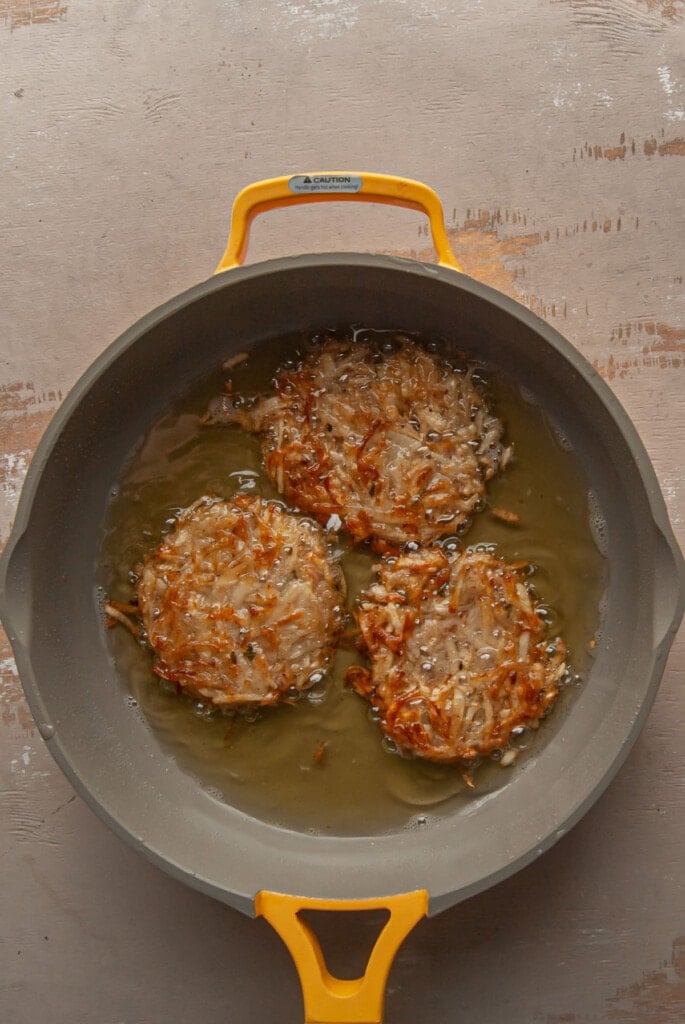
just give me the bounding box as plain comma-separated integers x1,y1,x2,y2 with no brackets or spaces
99,329,607,836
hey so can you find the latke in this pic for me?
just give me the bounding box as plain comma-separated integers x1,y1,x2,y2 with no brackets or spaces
207,334,510,549
135,495,344,706
346,546,566,763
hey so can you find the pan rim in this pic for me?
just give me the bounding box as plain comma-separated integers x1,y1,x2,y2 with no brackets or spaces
1,251,683,917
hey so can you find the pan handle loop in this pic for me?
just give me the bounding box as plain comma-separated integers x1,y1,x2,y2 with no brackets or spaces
255,889,428,1024
215,173,463,274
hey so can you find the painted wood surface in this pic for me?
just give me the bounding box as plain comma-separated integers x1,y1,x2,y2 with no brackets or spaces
1,2,683,1021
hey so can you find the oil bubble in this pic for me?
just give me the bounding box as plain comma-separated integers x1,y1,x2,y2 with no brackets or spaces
476,646,497,666
552,425,573,453
518,386,539,406
305,671,328,706
588,489,609,557
203,786,224,802
381,735,398,755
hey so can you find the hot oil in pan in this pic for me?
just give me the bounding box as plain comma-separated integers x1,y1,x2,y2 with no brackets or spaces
100,330,607,836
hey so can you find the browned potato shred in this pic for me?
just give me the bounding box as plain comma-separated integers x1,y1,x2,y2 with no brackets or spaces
347,547,566,763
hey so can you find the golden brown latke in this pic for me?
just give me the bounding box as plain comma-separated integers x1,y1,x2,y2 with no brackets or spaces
206,335,510,549
346,547,566,763
135,494,344,707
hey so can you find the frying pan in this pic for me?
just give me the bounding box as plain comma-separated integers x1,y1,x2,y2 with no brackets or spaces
1,173,683,1023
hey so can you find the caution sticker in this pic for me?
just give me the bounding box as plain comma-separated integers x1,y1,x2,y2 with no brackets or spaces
288,174,363,195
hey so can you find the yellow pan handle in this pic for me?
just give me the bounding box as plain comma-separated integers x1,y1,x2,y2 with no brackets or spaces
256,889,428,1024
215,172,462,274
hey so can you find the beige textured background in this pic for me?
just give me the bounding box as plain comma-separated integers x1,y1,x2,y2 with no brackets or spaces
1,2,683,1022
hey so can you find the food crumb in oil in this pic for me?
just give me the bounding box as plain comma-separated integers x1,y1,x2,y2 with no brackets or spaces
222,352,249,372
490,506,521,525
313,740,329,765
